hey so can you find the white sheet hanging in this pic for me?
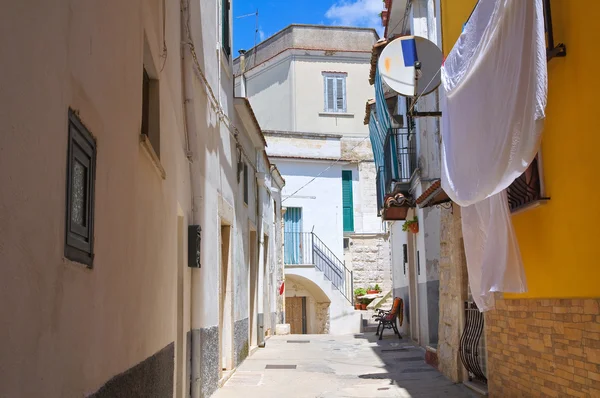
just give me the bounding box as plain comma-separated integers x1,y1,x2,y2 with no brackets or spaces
440,0,547,311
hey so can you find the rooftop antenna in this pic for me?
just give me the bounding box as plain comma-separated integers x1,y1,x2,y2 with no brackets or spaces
236,9,259,66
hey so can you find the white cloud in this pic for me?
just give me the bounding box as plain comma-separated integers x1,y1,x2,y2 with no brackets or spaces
325,0,384,35
258,28,265,42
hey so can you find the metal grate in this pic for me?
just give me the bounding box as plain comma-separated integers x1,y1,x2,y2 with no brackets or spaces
287,340,310,344
265,365,297,369
384,127,417,193
507,156,545,212
459,301,487,383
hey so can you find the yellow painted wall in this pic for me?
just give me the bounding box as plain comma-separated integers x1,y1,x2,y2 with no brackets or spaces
510,0,600,298
441,0,600,298
440,0,478,55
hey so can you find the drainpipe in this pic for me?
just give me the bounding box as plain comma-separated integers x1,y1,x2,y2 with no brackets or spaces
256,165,267,347
181,2,202,397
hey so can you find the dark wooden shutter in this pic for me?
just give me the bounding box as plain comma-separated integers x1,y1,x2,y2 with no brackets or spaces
222,0,231,57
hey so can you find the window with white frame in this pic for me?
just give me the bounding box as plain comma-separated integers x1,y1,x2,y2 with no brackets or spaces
323,72,347,113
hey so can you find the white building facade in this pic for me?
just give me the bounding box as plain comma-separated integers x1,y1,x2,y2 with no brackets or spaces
235,25,391,335
367,0,443,350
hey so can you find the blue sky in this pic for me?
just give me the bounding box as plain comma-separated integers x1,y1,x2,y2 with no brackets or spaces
233,0,384,55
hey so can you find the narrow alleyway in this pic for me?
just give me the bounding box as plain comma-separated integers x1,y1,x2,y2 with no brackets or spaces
214,333,481,398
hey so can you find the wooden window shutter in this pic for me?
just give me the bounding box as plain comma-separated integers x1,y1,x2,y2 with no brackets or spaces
325,77,335,112
336,77,345,112
222,0,231,57
342,170,354,232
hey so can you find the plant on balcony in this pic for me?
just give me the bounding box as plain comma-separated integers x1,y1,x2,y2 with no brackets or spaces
402,216,419,234
374,284,382,293
367,285,379,294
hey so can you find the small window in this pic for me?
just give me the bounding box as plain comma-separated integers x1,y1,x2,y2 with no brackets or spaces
221,0,231,58
65,109,96,267
141,66,160,158
343,237,350,250
323,72,347,113
243,163,249,204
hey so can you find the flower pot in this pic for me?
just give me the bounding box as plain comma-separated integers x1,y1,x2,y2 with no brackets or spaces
409,223,419,234
367,290,378,294
354,303,361,310
360,303,368,310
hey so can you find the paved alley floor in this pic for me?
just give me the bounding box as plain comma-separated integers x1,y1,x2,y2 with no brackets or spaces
214,333,481,398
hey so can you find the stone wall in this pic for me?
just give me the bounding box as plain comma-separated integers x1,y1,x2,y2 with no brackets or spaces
437,205,469,382
486,298,600,397
315,303,331,334
349,234,392,292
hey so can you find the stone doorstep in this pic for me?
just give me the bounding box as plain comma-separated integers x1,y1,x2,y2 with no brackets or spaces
463,380,489,396
275,324,290,335
424,345,439,369
367,290,392,310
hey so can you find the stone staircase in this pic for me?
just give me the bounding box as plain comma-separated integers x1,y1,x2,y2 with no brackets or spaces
360,292,394,333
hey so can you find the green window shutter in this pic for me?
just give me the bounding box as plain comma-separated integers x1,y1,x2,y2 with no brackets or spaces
342,171,354,232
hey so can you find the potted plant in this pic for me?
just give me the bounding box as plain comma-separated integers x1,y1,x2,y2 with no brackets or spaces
354,287,366,309
374,284,382,293
360,298,369,310
402,216,419,234
367,285,378,294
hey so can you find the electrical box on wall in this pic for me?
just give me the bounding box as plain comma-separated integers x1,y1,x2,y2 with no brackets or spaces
188,225,201,268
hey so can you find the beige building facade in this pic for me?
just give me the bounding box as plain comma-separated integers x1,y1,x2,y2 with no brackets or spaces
0,1,283,397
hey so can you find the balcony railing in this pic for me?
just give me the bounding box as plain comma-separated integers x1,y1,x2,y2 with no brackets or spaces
284,232,354,305
383,127,417,193
459,301,488,383
376,166,385,215
507,156,546,213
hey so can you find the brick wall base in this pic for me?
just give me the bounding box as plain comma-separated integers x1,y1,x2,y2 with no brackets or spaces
485,298,600,397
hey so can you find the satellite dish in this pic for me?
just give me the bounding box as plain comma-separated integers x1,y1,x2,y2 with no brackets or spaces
378,36,443,97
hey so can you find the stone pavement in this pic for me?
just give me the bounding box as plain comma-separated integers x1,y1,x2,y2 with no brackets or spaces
214,333,482,398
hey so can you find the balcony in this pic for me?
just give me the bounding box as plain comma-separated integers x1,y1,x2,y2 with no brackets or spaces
378,127,417,220
384,127,417,193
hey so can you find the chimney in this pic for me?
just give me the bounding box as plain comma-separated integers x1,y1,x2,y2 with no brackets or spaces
238,49,247,97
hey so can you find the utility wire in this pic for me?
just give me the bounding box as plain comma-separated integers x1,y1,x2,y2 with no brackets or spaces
182,0,258,171
282,135,371,203
408,67,442,115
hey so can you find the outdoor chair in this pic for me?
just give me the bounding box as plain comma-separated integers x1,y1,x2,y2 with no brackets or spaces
373,297,404,340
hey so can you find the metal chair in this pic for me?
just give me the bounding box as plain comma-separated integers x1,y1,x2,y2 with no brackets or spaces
373,297,403,340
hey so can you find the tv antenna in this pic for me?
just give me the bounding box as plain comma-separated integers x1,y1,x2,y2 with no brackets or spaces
236,9,259,66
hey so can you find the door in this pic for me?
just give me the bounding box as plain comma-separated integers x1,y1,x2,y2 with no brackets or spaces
249,230,258,348
284,207,302,264
286,297,306,334
175,213,186,398
219,224,233,373
407,231,420,343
